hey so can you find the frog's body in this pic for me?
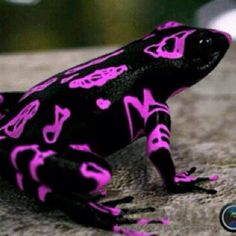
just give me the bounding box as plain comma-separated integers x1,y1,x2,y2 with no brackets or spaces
0,21,231,236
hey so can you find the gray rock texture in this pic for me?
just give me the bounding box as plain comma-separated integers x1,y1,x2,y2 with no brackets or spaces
0,45,236,236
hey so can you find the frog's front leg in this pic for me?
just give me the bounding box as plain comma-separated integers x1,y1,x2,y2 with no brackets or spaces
144,108,218,194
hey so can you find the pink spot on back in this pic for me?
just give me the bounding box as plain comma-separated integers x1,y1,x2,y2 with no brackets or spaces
60,73,79,84
20,77,57,101
43,105,71,144
96,98,111,110
0,100,40,139
69,65,128,89
70,144,92,152
64,49,124,75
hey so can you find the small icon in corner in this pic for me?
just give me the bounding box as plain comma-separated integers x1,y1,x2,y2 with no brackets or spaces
220,203,236,232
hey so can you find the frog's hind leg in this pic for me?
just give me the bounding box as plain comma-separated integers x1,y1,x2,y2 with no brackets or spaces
1,144,169,235
9,146,112,196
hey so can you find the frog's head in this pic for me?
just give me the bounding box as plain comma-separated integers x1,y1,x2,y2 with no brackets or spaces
141,21,231,99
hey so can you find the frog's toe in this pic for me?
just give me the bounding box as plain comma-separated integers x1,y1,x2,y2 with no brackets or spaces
136,216,170,225
193,174,219,183
113,225,159,236
175,167,219,185
122,206,156,215
102,196,134,207
114,216,169,236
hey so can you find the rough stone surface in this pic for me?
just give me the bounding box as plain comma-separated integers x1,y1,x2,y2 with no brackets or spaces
0,44,236,236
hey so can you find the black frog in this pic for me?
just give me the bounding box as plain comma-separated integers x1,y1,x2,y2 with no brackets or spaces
0,21,231,236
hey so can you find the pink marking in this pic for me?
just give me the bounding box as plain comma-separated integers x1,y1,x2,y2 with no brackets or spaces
16,172,24,191
209,175,219,182
69,65,128,89
70,144,99,157
169,87,187,98
0,95,4,106
147,124,170,156
137,217,170,225
70,144,92,152
80,162,111,192
174,172,197,183
0,100,40,139
64,49,124,75
0,113,5,121
89,202,121,216
60,73,79,84
143,33,156,40
113,225,156,236
11,144,38,170
29,149,55,181
144,30,196,59
20,77,57,101
11,144,55,181
43,105,71,144
156,21,184,30
38,185,52,202
124,88,169,141
0,135,6,140
96,98,111,110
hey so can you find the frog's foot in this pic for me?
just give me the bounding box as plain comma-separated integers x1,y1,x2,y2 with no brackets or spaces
113,216,169,236
168,167,219,194
102,196,155,215
45,190,168,236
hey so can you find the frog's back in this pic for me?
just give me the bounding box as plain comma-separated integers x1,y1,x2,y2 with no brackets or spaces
0,46,148,152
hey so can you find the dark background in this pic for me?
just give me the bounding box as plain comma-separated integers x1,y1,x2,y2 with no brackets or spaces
0,0,209,52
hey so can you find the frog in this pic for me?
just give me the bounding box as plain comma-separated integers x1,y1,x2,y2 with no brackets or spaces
0,21,231,236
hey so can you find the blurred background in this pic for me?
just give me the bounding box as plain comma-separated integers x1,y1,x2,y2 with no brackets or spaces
0,0,235,53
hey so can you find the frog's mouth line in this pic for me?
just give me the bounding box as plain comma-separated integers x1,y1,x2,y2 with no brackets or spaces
193,51,221,71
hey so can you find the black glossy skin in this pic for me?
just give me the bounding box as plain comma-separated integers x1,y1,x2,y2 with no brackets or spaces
0,21,231,235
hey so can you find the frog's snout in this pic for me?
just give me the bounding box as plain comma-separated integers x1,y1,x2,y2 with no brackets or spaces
212,29,232,45
219,31,232,45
